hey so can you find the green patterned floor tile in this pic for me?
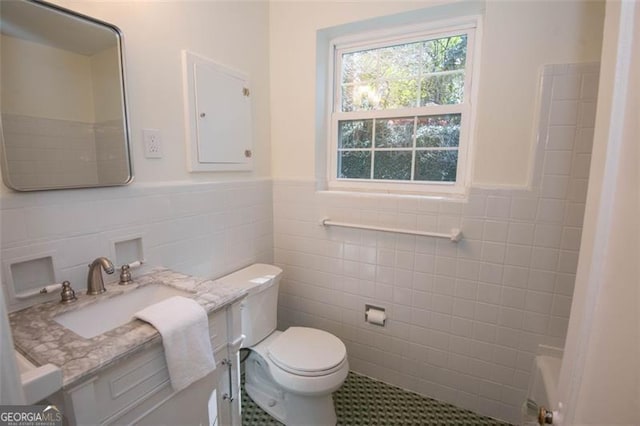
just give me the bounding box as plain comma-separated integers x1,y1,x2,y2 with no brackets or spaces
241,371,511,425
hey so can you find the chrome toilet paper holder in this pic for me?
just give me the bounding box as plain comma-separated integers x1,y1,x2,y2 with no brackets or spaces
365,304,387,326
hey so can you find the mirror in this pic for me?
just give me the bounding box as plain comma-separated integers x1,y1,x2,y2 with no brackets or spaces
0,0,132,191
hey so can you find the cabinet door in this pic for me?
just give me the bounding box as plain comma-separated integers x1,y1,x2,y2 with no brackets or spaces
134,373,217,426
215,355,232,426
216,301,243,426
194,62,250,165
183,50,253,172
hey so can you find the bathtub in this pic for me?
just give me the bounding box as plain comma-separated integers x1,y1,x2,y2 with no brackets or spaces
522,345,563,425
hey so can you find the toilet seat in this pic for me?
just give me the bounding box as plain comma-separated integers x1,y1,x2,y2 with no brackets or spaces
267,327,347,377
249,329,350,397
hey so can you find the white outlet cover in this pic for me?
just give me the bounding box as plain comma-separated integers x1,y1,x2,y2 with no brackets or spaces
143,129,162,158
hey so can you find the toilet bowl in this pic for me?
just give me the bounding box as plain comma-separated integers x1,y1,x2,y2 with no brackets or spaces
215,264,349,426
245,328,349,425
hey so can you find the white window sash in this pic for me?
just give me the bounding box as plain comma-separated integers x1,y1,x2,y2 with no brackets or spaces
334,21,478,56
327,17,480,195
334,27,475,113
333,104,466,121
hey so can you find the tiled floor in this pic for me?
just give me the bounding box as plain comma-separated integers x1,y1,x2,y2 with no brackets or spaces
241,371,511,425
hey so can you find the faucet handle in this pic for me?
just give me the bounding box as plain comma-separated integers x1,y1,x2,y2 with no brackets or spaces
60,281,77,304
119,264,132,285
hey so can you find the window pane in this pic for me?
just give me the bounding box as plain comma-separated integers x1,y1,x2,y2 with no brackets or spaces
416,114,461,148
420,72,464,105
339,120,373,148
375,117,414,148
345,80,420,111
342,50,378,84
336,31,471,186
378,42,421,79
340,34,467,112
339,151,371,179
342,83,384,111
379,78,419,109
374,151,412,180
423,35,467,72
414,150,458,182
341,86,355,112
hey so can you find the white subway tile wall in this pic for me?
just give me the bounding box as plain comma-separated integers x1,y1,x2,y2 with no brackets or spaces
1,114,99,188
95,120,130,184
1,179,273,312
273,63,598,424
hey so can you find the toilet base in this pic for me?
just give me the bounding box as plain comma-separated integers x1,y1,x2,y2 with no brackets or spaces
244,351,338,426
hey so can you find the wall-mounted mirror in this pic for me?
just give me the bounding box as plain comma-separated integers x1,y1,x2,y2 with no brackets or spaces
0,0,132,191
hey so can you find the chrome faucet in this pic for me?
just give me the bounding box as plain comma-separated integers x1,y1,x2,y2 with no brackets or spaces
87,257,115,295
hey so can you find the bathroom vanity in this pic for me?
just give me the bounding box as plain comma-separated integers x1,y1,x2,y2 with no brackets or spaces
9,268,246,426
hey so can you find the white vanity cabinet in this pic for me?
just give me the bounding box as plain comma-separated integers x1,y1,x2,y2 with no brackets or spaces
211,300,243,426
50,300,243,426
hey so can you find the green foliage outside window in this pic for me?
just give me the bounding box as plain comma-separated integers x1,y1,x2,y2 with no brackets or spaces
336,33,468,184
341,35,467,112
338,114,461,182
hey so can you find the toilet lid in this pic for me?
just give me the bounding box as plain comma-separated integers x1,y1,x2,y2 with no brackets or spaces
268,327,346,375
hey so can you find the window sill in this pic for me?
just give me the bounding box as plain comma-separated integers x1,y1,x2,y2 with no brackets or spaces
324,179,467,199
319,184,468,201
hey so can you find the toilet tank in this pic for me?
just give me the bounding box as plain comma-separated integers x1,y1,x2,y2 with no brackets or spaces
214,264,282,347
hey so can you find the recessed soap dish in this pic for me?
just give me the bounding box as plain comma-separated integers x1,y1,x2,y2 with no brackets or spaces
9,255,57,300
113,237,144,267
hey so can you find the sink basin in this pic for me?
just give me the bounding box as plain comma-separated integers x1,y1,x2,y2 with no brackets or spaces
15,350,62,404
54,284,192,339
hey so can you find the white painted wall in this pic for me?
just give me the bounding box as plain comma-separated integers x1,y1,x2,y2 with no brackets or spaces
557,1,640,424
0,36,121,124
90,47,122,123
474,0,604,187
269,0,604,187
0,35,96,122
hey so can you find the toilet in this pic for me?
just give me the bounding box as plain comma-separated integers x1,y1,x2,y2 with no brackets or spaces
215,264,348,426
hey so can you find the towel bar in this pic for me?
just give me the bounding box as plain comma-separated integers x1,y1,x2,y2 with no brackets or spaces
321,218,462,242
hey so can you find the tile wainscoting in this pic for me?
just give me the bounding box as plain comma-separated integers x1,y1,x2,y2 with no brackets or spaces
1,179,273,312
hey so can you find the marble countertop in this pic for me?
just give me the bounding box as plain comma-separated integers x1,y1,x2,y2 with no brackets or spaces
9,268,247,389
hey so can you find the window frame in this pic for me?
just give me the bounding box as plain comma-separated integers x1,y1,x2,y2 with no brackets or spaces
326,18,482,195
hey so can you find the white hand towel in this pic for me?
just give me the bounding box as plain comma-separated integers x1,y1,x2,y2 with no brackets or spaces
135,296,215,392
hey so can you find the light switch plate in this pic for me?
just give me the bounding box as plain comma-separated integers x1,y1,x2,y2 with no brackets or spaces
143,129,162,158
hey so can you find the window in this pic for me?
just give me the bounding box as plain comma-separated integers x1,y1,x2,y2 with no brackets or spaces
328,20,479,194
